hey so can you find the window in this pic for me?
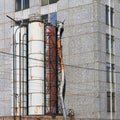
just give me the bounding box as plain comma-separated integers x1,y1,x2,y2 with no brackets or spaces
106,63,110,83
42,14,48,22
106,34,114,54
106,34,109,53
106,63,115,83
105,5,114,26
107,92,115,112
111,35,114,54
15,0,29,11
41,0,59,6
50,12,57,26
42,12,57,26
23,0,29,9
16,0,21,11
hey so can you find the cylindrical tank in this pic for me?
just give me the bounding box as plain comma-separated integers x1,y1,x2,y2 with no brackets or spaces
28,21,44,115
45,24,57,114
13,25,27,116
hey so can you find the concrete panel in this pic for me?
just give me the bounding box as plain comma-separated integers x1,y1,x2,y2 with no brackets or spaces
5,0,14,13
57,0,68,10
30,0,41,7
0,1,4,14
68,0,93,8
68,5,94,25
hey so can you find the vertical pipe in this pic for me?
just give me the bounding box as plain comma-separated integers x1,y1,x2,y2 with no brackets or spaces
57,22,66,120
26,27,29,115
13,25,16,120
19,27,21,120
108,0,113,120
28,21,44,115
14,26,20,116
20,26,27,115
44,24,46,114
55,26,58,114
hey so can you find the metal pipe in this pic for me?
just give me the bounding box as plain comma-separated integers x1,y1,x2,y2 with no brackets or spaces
57,22,66,120
12,25,16,120
108,1,113,120
19,26,22,120
21,33,27,115
44,24,46,114
13,26,20,116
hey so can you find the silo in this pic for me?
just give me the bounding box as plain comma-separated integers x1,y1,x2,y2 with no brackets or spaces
28,17,45,115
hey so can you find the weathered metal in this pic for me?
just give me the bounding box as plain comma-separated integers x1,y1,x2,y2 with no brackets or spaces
28,21,44,115
45,24,57,114
13,25,27,116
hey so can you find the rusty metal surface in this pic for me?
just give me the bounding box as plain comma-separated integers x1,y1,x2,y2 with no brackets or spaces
45,24,57,114
0,116,70,120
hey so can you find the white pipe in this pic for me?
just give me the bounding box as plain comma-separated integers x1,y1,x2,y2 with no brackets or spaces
108,0,113,119
14,26,20,116
20,26,27,115
60,70,66,120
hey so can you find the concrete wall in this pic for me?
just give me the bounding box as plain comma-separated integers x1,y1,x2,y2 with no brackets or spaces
57,0,120,119
57,0,100,119
0,0,120,119
0,0,15,116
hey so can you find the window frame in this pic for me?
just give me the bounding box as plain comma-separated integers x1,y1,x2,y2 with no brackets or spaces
41,0,59,6
41,12,57,26
15,0,29,11
106,63,115,83
106,5,109,25
106,34,109,53
107,92,115,112
106,34,114,55
105,5,114,26
111,35,114,55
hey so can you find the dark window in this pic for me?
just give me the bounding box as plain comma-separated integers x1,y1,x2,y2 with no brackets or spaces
16,0,21,11
15,0,29,11
41,0,48,6
107,92,115,112
111,7,114,26
23,0,29,10
111,64,115,83
41,14,48,22
106,62,110,83
106,34,114,54
41,0,59,6
106,5,109,25
49,0,59,4
106,34,109,53
42,13,57,26
105,5,114,26
111,35,114,54
106,63,115,83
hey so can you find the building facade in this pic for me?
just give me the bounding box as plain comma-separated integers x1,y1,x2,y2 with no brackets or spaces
0,0,120,120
